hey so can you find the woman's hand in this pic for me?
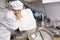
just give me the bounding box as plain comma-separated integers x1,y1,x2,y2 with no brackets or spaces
17,14,22,21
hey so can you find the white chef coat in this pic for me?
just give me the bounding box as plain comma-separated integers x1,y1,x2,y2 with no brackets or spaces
6,9,36,31
0,10,19,40
19,9,36,31
5,8,36,31
5,10,19,30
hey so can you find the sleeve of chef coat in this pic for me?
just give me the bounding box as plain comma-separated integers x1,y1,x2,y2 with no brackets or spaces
19,9,37,31
5,11,19,30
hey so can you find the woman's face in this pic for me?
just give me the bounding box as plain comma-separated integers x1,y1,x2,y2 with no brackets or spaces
13,9,21,15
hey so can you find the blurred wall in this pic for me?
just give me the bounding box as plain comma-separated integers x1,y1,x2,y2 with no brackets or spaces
44,2,60,21
0,0,6,20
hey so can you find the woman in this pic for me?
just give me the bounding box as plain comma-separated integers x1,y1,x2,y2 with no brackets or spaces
0,0,38,40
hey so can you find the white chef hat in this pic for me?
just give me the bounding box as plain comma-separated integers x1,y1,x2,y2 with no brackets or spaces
9,1,23,10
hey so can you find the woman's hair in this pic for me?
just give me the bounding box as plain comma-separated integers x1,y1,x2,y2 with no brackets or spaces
6,0,18,2
6,0,16,10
